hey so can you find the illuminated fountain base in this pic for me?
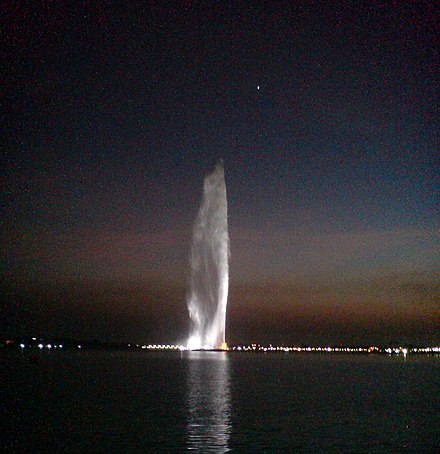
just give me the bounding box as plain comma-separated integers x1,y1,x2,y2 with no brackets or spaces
189,343,229,352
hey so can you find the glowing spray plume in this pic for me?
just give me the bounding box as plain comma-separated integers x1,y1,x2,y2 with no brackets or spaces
187,160,229,350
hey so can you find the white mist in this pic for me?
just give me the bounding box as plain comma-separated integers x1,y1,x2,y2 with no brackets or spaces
187,160,229,350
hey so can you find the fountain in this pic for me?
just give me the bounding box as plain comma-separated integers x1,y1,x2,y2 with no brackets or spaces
187,160,230,350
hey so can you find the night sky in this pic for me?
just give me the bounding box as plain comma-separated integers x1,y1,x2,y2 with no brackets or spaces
2,1,438,345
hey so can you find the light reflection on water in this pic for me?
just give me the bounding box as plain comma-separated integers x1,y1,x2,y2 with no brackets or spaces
186,351,231,452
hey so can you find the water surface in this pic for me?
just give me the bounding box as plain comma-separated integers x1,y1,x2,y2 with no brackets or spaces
3,350,439,452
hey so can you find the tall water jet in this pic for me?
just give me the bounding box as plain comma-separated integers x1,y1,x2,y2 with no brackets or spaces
187,160,229,350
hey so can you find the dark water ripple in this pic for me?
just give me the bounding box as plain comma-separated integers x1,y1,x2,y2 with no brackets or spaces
2,350,439,452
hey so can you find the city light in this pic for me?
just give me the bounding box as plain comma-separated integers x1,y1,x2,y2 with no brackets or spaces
3,339,439,355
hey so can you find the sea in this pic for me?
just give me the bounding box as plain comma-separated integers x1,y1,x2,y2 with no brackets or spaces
3,350,439,452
